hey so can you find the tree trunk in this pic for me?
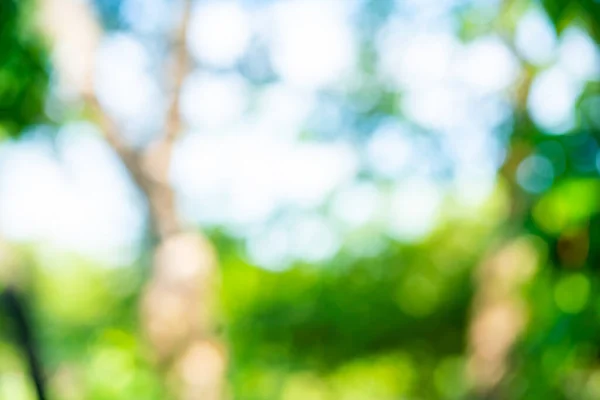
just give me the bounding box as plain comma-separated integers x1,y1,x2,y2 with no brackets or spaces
37,0,228,397
139,144,227,400
467,237,539,396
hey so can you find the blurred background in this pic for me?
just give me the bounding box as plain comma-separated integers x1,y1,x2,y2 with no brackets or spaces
1,0,600,398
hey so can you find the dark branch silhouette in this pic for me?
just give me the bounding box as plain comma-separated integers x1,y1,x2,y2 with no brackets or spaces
1,287,47,400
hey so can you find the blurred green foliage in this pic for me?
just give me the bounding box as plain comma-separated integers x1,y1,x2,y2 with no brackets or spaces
1,0,600,399
542,0,600,41
0,0,48,138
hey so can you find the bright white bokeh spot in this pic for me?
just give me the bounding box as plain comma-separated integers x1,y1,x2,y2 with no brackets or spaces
402,85,469,130
288,215,341,262
388,178,444,242
187,1,252,68
366,122,414,178
378,27,458,89
55,124,145,254
0,142,74,242
95,34,160,128
225,181,279,230
245,213,340,269
245,224,292,271
249,84,315,141
455,36,519,94
180,72,249,129
447,127,499,208
282,143,358,208
558,27,600,82
172,134,358,230
331,182,382,228
528,66,580,133
268,0,356,88
514,9,557,65
0,126,144,264
471,97,512,129
172,134,278,229
443,126,496,167
452,169,496,208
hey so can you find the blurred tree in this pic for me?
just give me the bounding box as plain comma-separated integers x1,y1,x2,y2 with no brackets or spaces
1,0,600,399
37,0,225,399
477,1,600,398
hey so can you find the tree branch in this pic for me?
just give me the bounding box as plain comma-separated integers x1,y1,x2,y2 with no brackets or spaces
81,0,193,239
162,0,193,146
83,93,150,193
1,287,47,400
